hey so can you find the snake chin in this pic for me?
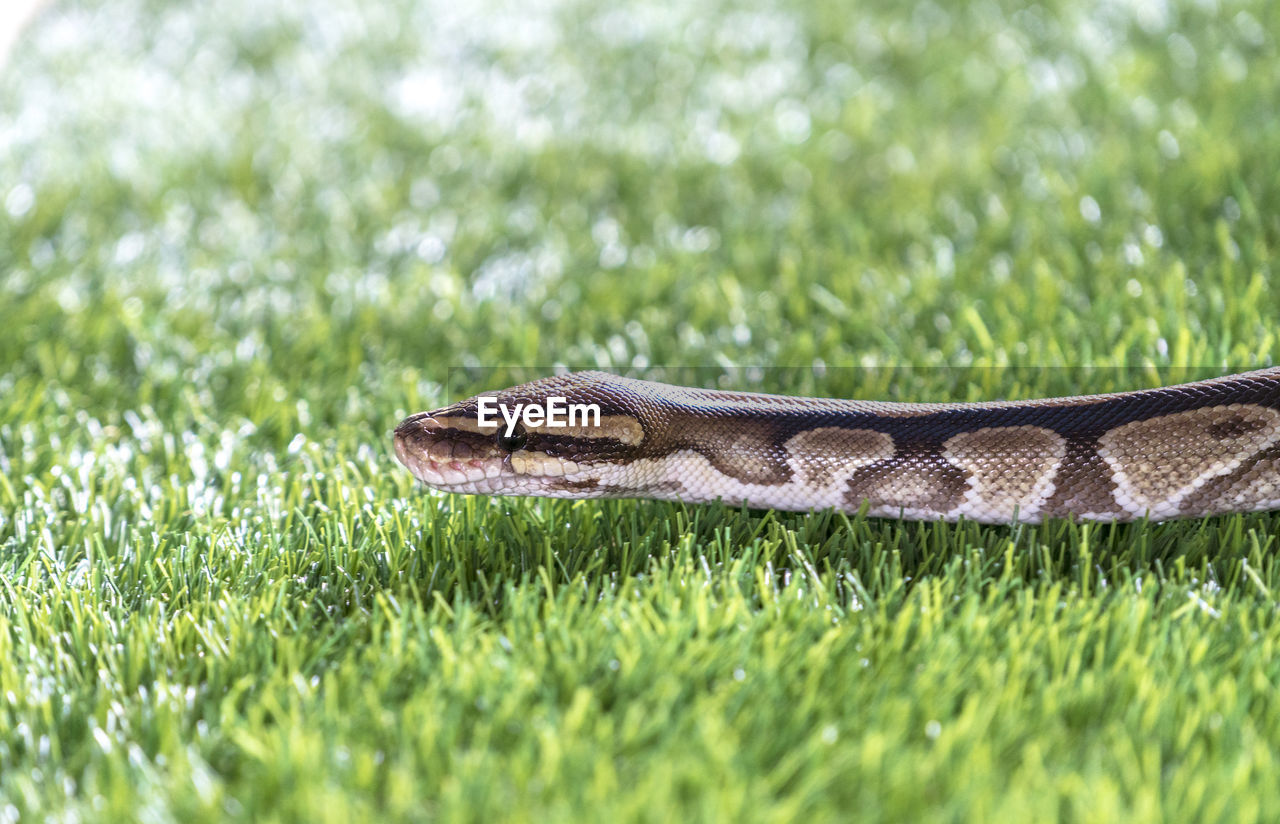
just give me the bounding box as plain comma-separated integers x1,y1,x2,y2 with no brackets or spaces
393,414,592,494
393,438,498,489
392,415,496,490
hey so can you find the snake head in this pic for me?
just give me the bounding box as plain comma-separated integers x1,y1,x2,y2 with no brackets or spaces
393,371,656,497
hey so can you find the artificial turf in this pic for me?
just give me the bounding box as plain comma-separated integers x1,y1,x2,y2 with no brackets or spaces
2,0,1279,820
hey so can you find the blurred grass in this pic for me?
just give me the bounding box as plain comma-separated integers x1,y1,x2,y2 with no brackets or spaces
2,0,1280,820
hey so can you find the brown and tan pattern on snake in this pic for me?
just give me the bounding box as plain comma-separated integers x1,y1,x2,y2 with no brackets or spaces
393,368,1280,523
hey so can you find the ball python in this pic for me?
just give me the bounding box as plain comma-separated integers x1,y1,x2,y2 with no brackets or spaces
393,368,1280,523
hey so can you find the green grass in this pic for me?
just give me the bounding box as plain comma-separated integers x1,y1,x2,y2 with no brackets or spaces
3,0,1280,820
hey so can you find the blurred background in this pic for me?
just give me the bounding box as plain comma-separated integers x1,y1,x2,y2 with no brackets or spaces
2,0,1277,436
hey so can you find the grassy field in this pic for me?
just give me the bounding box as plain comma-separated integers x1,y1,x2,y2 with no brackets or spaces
3,0,1280,820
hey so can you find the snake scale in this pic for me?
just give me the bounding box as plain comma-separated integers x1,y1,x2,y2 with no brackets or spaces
393,368,1280,524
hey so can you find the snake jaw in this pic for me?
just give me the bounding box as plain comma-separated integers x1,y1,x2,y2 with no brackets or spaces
393,413,488,489
394,407,597,494
393,426,492,488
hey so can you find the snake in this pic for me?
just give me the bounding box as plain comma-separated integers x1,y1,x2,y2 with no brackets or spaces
393,368,1280,523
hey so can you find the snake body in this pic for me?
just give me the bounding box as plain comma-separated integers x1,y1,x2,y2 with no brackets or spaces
393,368,1280,523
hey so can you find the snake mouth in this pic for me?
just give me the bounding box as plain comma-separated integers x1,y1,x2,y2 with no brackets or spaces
393,413,507,489
394,408,596,494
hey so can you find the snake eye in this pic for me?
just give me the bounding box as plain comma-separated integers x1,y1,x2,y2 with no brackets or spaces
496,427,527,453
